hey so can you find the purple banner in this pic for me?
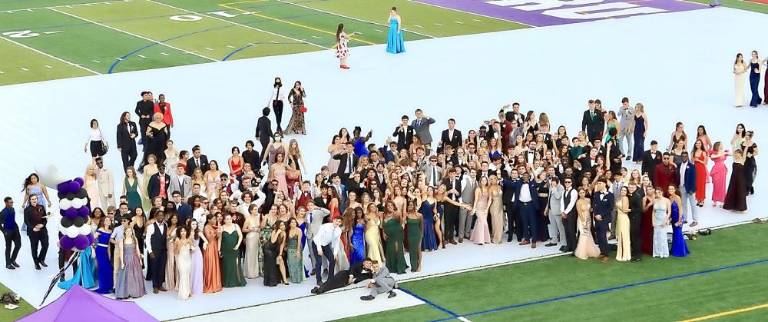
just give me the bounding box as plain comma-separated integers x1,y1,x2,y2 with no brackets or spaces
416,0,705,27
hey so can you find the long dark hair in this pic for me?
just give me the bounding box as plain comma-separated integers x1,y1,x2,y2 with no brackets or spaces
22,173,39,191
336,23,344,42
120,111,130,124
735,53,743,65
273,77,282,88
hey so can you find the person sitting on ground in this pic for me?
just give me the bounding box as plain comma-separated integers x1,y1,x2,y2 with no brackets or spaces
311,258,373,295
360,260,397,301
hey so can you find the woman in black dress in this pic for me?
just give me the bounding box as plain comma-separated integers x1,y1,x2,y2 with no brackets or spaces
262,220,285,286
740,131,758,196
146,113,169,166
723,149,747,211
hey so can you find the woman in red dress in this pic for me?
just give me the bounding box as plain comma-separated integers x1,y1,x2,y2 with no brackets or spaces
692,139,708,206
228,146,244,178
641,184,655,255
154,94,174,136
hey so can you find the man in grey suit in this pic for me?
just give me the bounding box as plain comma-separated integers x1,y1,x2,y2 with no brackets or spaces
169,164,192,199
306,202,330,273
459,168,477,240
545,177,565,247
421,156,443,187
617,97,635,160
411,108,435,150
360,261,396,301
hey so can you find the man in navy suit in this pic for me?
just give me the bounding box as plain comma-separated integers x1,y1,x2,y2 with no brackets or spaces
677,152,697,226
592,180,614,262
501,169,521,242
172,191,192,225
514,171,540,248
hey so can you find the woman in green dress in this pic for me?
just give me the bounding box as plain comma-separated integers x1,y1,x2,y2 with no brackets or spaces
405,199,423,273
219,214,246,287
383,201,407,274
286,218,303,284
122,167,142,210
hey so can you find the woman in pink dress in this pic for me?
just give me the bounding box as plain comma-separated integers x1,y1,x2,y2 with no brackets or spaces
692,139,708,206
269,153,289,196
470,177,492,245
709,142,729,207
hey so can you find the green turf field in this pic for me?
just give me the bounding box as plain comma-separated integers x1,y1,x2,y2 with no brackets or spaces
0,0,526,85
0,282,34,321
689,0,768,13
338,223,768,322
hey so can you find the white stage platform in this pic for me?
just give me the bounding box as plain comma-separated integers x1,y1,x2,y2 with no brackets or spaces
0,7,766,321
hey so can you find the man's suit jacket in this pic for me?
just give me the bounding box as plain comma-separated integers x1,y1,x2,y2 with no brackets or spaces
392,125,414,150
255,116,273,142
581,109,605,140
169,173,192,198
513,181,540,210
592,191,615,217
641,150,662,179
411,117,435,145
441,129,462,150
186,155,210,176
333,153,358,176
177,202,193,225
421,164,443,187
116,121,138,151
148,173,172,199
680,162,697,193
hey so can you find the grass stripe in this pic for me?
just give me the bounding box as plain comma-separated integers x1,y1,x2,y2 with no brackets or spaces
49,7,218,61
0,35,98,74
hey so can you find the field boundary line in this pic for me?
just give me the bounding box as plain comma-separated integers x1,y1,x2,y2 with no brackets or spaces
219,1,374,46
276,0,437,39
0,36,100,74
1,0,127,13
679,302,768,321
144,0,328,49
411,0,535,28
48,7,218,61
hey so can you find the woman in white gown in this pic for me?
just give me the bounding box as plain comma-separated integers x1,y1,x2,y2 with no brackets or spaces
734,53,748,107
176,226,193,300
84,164,102,209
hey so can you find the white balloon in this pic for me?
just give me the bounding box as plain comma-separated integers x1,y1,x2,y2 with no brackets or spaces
60,199,72,210
34,164,69,189
63,225,79,238
71,198,85,209
78,224,91,235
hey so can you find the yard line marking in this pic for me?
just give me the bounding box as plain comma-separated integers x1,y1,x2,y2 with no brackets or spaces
45,65,52,69
455,21,464,24
49,7,218,61
374,29,382,33
92,59,101,63
21,67,29,71
414,24,424,28
3,0,123,13
0,36,99,74
434,23,443,26
160,52,168,55
400,287,464,321
473,19,481,22
219,1,349,46
679,303,768,322
276,0,436,38
311,35,319,38
147,0,327,49
0,70,4,74
205,47,214,51
226,45,235,48
137,54,146,58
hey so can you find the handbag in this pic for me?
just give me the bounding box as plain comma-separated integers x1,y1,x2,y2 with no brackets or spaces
300,105,307,113
99,129,109,154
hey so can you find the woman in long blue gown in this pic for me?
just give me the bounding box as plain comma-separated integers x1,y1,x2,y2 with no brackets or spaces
57,246,96,290
749,51,762,107
419,198,438,251
95,221,114,294
386,7,405,54
668,187,689,257
632,103,646,162
350,215,366,266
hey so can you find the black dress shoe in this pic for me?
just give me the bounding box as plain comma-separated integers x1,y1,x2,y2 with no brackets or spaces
559,246,568,252
12,262,19,268
545,242,557,247
360,295,375,301
310,287,319,294
35,264,41,270
388,291,397,298
40,261,48,268
631,258,641,262
5,265,15,270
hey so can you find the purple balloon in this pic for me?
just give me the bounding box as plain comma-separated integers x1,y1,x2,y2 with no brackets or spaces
73,235,89,250
77,206,90,218
60,236,74,250
73,177,84,188
62,208,79,219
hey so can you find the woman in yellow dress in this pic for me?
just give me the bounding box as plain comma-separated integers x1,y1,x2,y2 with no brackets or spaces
615,186,632,261
141,154,158,210
364,203,384,263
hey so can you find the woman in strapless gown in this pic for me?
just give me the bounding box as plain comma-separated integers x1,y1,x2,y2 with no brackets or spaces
470,178,492,245
364,212,384,263
489,181,505,244
734,54,747,107
574,191,600,260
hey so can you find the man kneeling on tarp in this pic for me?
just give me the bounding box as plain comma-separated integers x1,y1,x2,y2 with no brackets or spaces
360,260,397,301
311,258,373,294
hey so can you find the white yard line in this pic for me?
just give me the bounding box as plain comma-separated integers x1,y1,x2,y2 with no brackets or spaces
49,7,218,61
145,0,328,49
2,0,127,13
0,36,100,74
276,0,437,38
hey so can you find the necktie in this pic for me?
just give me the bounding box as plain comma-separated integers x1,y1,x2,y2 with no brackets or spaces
347,154,352,173
432,167,437,186
196,158,200,168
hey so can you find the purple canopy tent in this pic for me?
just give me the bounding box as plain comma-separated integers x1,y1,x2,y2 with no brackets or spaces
18,285,158,322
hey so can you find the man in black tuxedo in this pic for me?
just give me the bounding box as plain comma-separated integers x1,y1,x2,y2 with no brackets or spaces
559,177,578,252
592,180,614,262
392,115,414,151
146,210,168,293
504,102,524,126
440,118,462,152
116,112,139,170
148,164,172,202
501,169,521,242
641,140,662,184
627,183,644,262
134,91,154,148
442,168,463,244
333,142,358,183
185,145,210,176
255,107,274,159
242,140,261,173
311,258,373,294
581,99,605,143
